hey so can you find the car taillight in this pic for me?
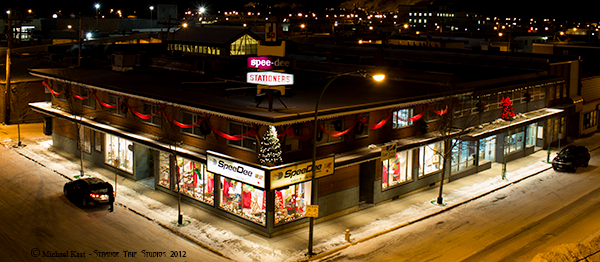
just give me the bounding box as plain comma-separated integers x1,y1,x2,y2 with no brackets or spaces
90,193,100,199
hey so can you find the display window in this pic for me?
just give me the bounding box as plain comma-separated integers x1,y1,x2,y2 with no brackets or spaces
479,136,496,162
220,177,266,226
451,139,476,172
504,127,524,155
418,141,443,177
274,181,311,225
382,150,413,190
176,156,214,205
158,151,171,188
105,134,133,173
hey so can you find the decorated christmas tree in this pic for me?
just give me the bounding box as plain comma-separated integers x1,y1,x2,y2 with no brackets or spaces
258,126,283,166
500,96,516,120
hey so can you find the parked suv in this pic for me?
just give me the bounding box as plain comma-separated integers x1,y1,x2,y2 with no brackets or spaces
64,177,115,207
552,145,590,172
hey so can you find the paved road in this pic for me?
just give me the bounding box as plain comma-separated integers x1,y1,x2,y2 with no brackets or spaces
0,140,229,262
322,148,600,262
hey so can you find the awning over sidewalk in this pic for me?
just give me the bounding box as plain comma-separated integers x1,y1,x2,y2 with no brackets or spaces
462,108,564,140
29,102,207,162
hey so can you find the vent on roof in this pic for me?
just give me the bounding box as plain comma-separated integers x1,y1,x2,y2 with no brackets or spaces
111,53,137,72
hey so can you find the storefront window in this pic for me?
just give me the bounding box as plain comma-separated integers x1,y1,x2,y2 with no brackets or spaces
451,139,476,172
105,134,133,173
275,181,311,225
479,136,496,162
418,141,443,177
382,150,413,190
526,123,537,146
220,177,266,225
504,127,524,155
176,156,214,205
158,152,170,188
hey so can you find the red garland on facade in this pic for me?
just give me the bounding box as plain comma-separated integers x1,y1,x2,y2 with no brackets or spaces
43,81,455,141
500,96,515,120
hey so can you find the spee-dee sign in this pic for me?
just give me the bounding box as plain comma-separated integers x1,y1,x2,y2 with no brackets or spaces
270,156,334,189
247,71,294,86
207,154,265,188
247,56,293,70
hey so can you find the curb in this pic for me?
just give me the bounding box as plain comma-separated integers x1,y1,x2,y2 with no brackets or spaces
307,163,553,261
10,146,232,261
307,145,600,261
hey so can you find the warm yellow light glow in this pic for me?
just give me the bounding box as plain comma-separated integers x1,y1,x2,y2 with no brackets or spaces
404,24,408,29
372,74,385,81
28,9,32,13
67,25,72,29
301,24,305,28
499,32,503,37
182,23,188,28
358,40,363,44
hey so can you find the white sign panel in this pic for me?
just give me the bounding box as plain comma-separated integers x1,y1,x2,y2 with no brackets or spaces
207,154,265,188
247,71,294,86
270,156,334,189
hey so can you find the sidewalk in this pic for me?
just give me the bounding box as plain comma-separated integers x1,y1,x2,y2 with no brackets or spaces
2,123,598,262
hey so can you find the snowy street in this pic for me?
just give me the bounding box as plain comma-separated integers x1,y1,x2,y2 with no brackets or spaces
2,123,600,262
0,128,228,261
319,144,600,262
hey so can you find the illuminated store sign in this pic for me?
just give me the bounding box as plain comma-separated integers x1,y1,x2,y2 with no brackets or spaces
247,71,294,86
247,56,293,70
270,156,334,189
207,154,265,188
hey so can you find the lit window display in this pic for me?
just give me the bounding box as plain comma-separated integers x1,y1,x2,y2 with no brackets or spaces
451,139,476,172
418,141,443,177
158,151,170,188
479,136,496,162
275,181,311,225
176,156,214,205
504,127,524,155
382,150,413,190
105,134,133,173
220,177,266,225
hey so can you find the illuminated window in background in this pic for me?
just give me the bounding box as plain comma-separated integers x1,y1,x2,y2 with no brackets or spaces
382,149,413,190
451,139,477,172
105,134,133,173
479,136,496,162
230,34,258,55
418,141,443,177
274,181,311,225
504,127,524,155
392,108,413,129
158,151,171,188
220,177,266,225
176,156,214,205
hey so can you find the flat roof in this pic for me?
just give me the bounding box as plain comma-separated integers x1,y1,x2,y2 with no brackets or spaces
28,65,562,126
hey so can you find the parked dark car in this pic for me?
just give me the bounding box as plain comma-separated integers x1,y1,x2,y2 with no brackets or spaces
552,145,590,172
64,177,114,207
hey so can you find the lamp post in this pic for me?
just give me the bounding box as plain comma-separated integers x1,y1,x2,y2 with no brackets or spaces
307,69,384,257
149,6,154,30
94,4,100,31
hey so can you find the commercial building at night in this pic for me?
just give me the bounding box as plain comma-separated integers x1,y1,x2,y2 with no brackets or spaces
27,31,585,236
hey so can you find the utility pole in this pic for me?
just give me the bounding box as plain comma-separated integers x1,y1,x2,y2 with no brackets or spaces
4,9,12,124
78,15,82,67
4,10,31,124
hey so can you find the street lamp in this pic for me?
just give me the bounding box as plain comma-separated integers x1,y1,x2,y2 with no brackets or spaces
199,7,205,22
149,6,154,29
94,3,100,30
307,69,384,257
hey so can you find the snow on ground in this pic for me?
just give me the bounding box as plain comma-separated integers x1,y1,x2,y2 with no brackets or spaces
3,132,600,262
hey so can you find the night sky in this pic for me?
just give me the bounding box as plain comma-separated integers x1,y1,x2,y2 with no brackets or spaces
2,0,597,21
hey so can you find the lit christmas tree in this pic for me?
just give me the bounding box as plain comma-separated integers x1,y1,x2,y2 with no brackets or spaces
500,96,515,120
258,125,282,166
